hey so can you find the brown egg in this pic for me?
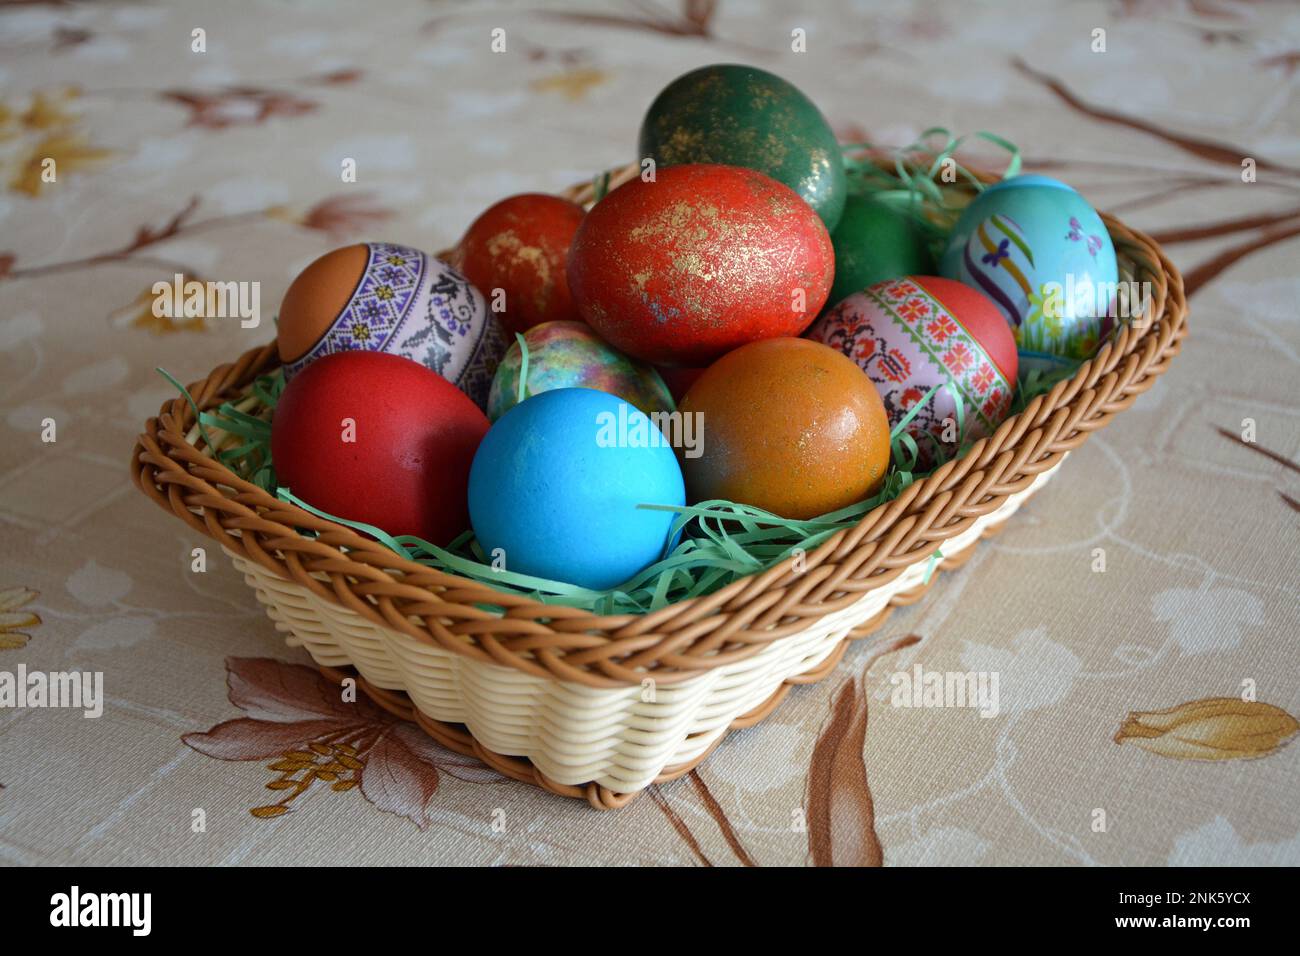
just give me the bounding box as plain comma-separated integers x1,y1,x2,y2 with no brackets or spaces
679,338,891,519
277,244,368,364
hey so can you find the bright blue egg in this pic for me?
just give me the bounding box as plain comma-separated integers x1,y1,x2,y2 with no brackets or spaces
941,174,1121,372
468,387,684,590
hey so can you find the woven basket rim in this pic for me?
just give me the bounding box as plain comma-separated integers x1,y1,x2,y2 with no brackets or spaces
131,162,1188,687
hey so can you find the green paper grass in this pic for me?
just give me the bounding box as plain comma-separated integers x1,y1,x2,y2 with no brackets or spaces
839,126,1021,260
165,362,1066,617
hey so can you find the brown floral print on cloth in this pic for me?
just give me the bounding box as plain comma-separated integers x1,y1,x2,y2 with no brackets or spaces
0,587,41,650
1012,56,1300,175
269,192,397,242
542,0,718,41
5,192,395,295
6,196,205,284
50,25,93,53
159,68,362,130
1114,698,1300,761
161,89,313,129
647,634,923,866
1011,56,1300,297
1213,426,1300,515
530,68,610,102
183,657,501,828
805,677,882,867
536,0,770,56
647,770,759,867
803,633,922,867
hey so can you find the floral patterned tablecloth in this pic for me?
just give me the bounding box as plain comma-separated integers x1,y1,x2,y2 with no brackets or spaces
1,0,1298,867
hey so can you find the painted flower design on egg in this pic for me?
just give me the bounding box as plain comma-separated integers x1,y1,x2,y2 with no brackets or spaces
853,336,878,364
898,386,926,411
878,347,912,383
981,390,1007,421
805,276,1017,471
960,213,1035,330
942,342,975,376
882,279,919,302
1065,216,1104,258
1025,281,1064,340
940,175,1121,372
926,314,957,343
281,242,506,410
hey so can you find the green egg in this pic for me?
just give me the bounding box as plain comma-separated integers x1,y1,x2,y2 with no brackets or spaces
828,195,935,306
638,63,847,232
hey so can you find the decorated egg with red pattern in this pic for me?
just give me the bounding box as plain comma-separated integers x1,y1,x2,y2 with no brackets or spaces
805,276,1018,468
568,164,834,367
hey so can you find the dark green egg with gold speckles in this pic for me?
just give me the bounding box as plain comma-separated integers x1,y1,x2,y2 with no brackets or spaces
828,195,935,306
638,63,847,232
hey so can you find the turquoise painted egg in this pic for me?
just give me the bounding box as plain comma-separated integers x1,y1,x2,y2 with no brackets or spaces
487,321,674,422
940,174,1120,371
468,388,685,590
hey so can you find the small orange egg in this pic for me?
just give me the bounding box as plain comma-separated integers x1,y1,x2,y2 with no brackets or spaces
679,338,891,519
277,244,369,364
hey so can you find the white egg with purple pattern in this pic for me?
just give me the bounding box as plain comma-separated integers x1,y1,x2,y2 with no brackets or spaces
276,241,506,410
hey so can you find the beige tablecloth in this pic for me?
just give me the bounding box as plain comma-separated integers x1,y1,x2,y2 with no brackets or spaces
1,0,1297,866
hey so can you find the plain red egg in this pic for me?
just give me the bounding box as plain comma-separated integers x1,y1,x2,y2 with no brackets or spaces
271,351,489,545
568,164,835,367
456,193,586,337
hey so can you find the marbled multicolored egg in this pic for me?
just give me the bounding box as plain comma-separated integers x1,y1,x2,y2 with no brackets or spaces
487,320,673,421
829,195,934,306
456,193,586,336
805,276,1018,469
679,338,890,519
568,164,835,367
277,242,506,409
940,174,1119,370
639,64,847,231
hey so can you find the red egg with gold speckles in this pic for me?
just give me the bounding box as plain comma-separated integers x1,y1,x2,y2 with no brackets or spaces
568,164,834,367
679,338,891,520
456,193,586,337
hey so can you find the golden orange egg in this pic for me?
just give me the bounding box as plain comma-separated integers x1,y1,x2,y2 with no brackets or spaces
679,338,891,519
277,244,369,364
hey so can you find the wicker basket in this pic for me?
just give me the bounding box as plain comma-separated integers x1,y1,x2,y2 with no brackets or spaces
131,163,1188,809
